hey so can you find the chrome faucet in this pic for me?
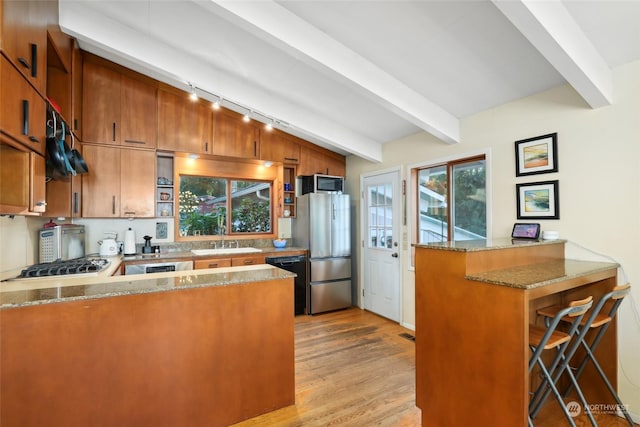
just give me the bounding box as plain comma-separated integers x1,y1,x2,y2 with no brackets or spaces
219,225,225,248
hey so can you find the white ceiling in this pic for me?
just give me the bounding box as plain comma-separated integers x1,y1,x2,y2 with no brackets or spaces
58,0,640,162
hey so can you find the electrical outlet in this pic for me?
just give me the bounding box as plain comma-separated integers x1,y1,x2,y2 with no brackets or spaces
156,222,168,239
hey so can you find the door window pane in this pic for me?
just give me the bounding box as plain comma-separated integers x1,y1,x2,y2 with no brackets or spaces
367,183,393,249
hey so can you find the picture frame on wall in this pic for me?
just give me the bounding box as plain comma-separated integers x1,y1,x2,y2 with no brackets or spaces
516,180,559,220
515,133,558,176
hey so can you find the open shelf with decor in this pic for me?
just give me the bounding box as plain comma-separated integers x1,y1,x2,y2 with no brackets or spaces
283,165,296,217
157,154,174,217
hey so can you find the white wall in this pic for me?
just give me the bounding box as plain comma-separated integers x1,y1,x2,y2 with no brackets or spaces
346,59,640,417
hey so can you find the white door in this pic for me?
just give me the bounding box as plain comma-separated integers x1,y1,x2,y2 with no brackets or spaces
362,169,401,322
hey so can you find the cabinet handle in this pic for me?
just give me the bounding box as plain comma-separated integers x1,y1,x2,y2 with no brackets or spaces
36,201,47,207
74,119,79,131
284,157,298,162
18,57,31,70
205,142,208,152
29,136,39,143
124,211,136,215
254,141,257,157
73,192,79,214
22,100,29,136
112,123,116,141
124,139,146,145
30,44,38,78
208,263,219,268
112,196,116,214
243,259,254,265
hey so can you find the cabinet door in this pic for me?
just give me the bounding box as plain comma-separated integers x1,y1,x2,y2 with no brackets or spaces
46,144,83,218
71,39,83,138
121,75,157,148
299,144,346,176
194,258,232,269
260,129,300,163
30,152,46,213
121,148,155,217
231,255,265,266
0,143,30,214
1,0,49,93
157,89,212,153
81,144,121,217
0,56,46,155
82,61,121,144
212,109,260,158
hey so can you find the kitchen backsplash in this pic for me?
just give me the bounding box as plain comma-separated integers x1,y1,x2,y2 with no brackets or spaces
0,216,294,274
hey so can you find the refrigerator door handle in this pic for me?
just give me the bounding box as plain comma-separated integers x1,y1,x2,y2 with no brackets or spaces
332,203,336,220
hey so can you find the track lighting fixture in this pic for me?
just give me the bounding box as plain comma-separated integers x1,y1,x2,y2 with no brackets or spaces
186,82,285,132
189,84,198,101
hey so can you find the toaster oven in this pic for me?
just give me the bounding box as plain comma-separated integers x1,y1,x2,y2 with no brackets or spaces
39,225,86,263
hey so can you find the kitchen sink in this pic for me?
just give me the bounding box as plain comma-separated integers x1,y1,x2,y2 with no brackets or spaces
191,248,263,256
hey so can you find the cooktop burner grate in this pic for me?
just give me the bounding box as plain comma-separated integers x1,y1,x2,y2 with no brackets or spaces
18,258,110,278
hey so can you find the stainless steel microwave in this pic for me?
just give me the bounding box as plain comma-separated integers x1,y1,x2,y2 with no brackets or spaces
300,174,344,194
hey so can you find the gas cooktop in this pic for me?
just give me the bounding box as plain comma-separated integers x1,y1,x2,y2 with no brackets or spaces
17,258,111,279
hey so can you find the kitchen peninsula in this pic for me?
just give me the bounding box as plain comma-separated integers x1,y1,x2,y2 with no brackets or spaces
414,239,620,426
0,266,295,427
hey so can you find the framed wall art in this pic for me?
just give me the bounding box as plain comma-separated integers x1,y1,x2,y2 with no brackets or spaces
516,180,559,220
515,132,558,176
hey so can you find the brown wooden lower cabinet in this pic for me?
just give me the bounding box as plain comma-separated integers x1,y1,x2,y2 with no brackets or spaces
194,257,232,269
414,240,619,427
0,278,295,427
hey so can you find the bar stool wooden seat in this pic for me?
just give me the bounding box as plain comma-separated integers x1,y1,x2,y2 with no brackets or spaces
537,284,633,426
528,296,594,427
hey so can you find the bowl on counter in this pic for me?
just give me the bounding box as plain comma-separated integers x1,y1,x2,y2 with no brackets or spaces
273,239,287,248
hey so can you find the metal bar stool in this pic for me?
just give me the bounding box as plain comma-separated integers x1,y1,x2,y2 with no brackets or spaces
528,296,594,427
538,284,633,426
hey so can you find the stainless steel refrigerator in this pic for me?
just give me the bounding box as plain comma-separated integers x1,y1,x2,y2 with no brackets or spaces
293,192,351,315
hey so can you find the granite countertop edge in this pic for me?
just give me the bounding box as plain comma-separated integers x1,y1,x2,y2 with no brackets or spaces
465,260,619,290
414,238,565,252
0,266,296,309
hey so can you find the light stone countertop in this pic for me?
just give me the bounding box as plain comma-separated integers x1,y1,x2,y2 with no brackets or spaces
414,237,565,252
0,265,295,309
465,259,618,289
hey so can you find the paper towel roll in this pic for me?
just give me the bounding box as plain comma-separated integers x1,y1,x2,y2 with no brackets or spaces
124,228,137,255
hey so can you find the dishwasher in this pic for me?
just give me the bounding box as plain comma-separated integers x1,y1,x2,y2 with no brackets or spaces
265,255,307,315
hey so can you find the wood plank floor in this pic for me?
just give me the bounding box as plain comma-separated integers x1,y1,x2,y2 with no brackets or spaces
232,308,636,427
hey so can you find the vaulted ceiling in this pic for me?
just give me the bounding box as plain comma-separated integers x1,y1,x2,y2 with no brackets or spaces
59,0,640,162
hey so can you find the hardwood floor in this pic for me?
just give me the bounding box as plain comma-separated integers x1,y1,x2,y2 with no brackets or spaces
232,308,636,427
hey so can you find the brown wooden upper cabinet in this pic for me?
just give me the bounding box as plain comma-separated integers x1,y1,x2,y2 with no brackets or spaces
0,55,46,155
260,128,301,164
81,144,155,218
212,108,260,159
45,29,84,139
0,143,46,215
1,0,55,95
157,87,212,154
82,58,157,148
298,144,346,177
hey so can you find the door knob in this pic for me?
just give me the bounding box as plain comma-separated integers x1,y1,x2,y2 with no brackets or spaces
391,253,398,258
